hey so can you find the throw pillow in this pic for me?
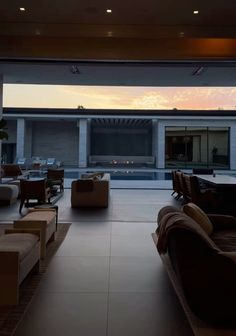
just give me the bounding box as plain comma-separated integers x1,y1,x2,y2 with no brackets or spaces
182,202,213,235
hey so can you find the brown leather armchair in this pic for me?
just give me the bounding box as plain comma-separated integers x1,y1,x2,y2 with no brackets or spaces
19,179,51,213
47,169,64,192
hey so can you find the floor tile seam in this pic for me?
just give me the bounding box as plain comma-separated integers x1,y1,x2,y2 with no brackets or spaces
37,290,163,294
49,255,109,260
69,220,156,223
110,234,156,238
51,255,111,259
37,290,110,294
105,224,113,336
59,234,110,239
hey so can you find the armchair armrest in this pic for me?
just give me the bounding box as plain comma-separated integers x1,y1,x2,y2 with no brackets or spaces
5,228,41,238
27,208,56,213
208,214,236,231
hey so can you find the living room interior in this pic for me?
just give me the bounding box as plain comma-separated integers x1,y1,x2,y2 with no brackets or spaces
1,1,236,335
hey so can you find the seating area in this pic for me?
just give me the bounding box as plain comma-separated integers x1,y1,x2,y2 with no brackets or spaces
1,185,236,334
0,164,65,211
153,202,236,329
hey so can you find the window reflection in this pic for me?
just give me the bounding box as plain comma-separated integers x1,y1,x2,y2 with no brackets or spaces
165,126,229,169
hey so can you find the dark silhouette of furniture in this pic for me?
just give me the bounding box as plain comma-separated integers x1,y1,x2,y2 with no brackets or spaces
153,203,236,330
181,174,220,212
47,169,64,193
2,164,23,178
192,168,214,175
19,179,51,213
171,170,182,199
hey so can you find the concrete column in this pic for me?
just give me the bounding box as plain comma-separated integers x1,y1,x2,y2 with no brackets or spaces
230,123,236,169
16,118,25,158
87,119,91,165
157,121,166,169
78,118,88,168
152,119,158,168
0,75,3,172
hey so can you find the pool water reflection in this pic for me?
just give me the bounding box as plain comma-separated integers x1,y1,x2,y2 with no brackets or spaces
64,171,172,181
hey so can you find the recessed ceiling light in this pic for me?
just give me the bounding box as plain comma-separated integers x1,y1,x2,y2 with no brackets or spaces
19,7,26,11
193,10,199,14
106,9,112,13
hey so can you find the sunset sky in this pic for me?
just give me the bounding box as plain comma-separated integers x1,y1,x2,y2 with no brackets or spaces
3,84,236,110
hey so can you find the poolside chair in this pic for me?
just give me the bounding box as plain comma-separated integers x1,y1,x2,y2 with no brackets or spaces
46,158,56,167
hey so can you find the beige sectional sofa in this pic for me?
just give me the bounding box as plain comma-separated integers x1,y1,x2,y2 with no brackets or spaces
71,173,110,208
0,229,40,305
0,184,19,205
14,208,57,259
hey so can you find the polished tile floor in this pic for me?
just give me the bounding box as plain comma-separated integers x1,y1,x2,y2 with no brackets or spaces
0,189,193,336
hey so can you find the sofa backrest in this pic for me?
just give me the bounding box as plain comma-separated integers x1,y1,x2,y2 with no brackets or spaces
156,204,236,326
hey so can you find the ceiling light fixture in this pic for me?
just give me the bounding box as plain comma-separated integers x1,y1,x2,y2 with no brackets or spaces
70,65,80,74
192,66,205,76
19,7,26,11
106,9,112,13
193,10,199,14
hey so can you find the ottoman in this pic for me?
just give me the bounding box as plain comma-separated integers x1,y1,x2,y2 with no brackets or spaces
0,184,19,205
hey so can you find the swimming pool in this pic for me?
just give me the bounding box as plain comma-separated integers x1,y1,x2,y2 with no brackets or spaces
64,171,172,181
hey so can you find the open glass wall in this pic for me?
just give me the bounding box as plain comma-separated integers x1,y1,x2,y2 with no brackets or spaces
165,126,229,169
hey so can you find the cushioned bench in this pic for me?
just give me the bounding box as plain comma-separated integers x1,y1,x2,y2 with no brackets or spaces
0,229,40,305
0,184,19,205
14,208,57,259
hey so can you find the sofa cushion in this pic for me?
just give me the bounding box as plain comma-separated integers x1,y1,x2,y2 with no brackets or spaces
0,233,38,260
0,184,19,200
211,230,236,252
183,203,213,235
81,172,104,180
75,179,94,192
157,211,218,253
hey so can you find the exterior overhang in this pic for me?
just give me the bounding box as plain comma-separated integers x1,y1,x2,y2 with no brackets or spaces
1,36,236,61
